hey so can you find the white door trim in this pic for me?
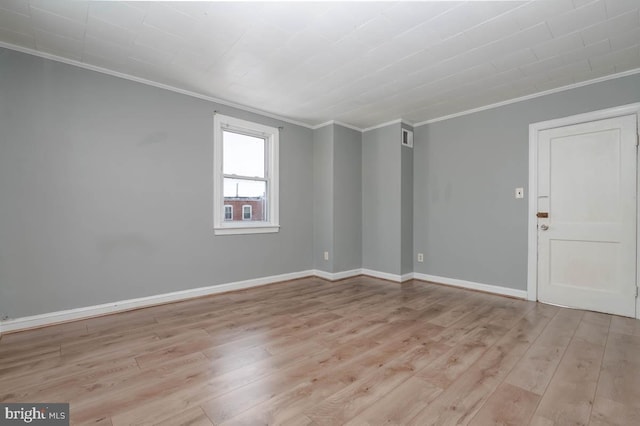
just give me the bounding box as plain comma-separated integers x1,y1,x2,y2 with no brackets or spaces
527,103,640,319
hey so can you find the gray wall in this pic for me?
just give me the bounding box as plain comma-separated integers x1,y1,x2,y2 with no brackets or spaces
400,124,414,276
362,123,402,275
0,48,314,319
333,124,362,273
3,47,640,319
414,72,640,291
312,125,333,272
312,123,362,273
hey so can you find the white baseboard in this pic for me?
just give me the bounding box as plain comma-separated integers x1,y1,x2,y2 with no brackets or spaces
0,269,529,335
361,268,412,283
315,268,414,283
412,273,528,299
400,273,413,282
313,269,362,281
0,270,315,334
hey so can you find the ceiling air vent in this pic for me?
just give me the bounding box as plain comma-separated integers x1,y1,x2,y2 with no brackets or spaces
401,128,413,148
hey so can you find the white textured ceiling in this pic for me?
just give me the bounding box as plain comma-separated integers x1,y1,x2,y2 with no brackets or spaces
1,1,639,128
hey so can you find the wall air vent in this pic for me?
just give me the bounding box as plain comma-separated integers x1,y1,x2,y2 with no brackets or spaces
401,128,413,148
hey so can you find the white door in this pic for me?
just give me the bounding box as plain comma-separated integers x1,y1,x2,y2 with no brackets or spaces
537,114,638,317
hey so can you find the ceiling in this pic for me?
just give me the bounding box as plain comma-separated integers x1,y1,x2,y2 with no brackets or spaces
0,1,639,129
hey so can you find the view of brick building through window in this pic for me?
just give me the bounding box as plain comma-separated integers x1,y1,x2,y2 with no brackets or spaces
224,197,265,221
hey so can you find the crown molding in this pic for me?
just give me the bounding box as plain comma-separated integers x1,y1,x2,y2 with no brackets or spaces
311,120,364,132
3,41,639,133
333,120,364,132
311,121,335,130
362,118,414,132
313,119,414,133
0,41,316,130
414,66,640,127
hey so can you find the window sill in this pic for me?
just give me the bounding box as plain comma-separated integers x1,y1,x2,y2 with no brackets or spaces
214,224,280,235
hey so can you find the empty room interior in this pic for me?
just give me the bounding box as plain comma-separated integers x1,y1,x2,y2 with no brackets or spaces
2,1,640,425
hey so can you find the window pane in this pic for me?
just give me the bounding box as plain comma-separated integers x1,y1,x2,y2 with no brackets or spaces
223,178,267,222
223,130,265,178
243,205,252,220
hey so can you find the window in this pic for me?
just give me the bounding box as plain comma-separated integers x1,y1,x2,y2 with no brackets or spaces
242,205,252,220
224,205,233,221
213,114,279,235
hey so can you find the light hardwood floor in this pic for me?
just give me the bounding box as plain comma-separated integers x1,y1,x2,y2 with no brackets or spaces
1,276,639,425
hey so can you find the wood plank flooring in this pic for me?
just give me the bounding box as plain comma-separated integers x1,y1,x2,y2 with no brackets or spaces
1,276,639,425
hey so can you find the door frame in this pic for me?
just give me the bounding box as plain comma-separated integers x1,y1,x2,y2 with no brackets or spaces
527,103,640,319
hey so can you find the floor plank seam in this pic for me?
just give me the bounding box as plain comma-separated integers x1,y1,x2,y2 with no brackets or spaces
510,307,562,426
587,316,613,426
466,305,562,426
484,305,555,421
527,310,585,425
402,302,532,424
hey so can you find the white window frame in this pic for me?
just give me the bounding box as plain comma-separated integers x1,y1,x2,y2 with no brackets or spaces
242,204,252,220
224,205,233,221
213,114,279,235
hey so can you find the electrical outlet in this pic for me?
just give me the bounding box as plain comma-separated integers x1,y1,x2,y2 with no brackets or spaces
417,253,424,263
324,251,329,261
515,187,524,199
